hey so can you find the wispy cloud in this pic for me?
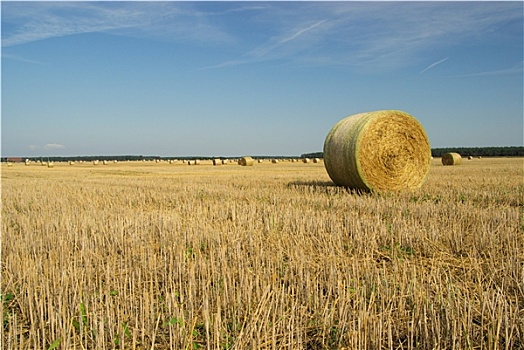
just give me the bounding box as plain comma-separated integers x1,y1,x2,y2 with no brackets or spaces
420,57,449,74
2,53,47,65
250,20,327,58
2,2,521,72
449,61,524,78
44,143,65,150
199,19,328,70
1,2,237,47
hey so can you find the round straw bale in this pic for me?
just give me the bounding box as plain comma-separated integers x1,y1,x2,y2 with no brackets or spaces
441,152,462,166
271,159,278,164
302,158,310,163
239,156,254,166
323,110,431,191
213,159,222,166
313,158,321,163
468,156,473,160
47,162,54,168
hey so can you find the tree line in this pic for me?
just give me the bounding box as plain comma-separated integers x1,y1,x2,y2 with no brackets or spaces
3,147,523,163
301,146,524,159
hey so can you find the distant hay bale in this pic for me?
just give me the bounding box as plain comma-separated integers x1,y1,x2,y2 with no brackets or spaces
103,160,108,165
271,159,279,164
239,156,254,166
313,158,321,163
468,156,473,160
302,158,310,163
47,162,54,168
258,159,263,163
441,153,462,166
69,161,75,165
213,159,222,166
323,110,431,191
7,162,13,167
93,160,99,165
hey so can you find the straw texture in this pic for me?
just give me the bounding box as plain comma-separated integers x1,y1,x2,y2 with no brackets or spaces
323,110,431,191
442,153,462,166
239,156,254,166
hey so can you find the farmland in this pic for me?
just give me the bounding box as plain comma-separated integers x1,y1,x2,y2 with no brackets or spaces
1,158,523,349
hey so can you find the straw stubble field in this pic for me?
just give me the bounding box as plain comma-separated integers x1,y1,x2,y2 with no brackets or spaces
1,158,523,349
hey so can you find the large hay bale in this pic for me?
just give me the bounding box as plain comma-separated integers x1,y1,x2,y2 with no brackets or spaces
213,159,222,166
441,152,462,166
239,156,254,166
323,110,431,191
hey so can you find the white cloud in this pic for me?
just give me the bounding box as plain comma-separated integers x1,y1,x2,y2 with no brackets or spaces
420,57,449,74
449,61,524,78
44,143,65,150
2,2,521,72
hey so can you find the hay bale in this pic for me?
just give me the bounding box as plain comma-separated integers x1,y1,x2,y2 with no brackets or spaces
271,159,279,164
239,156,254,166
313,158,321,163
302,158,310,163
468,156,473,160
323,110,431,191
441,152,462,166
213,159,222,166
47,162,54,168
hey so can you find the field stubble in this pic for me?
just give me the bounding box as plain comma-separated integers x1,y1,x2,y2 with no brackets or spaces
1,158,523,349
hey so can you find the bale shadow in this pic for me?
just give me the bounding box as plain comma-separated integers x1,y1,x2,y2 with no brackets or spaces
287,180,369,195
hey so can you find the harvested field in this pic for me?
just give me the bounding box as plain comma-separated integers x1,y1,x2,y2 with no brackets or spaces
1,158,523,349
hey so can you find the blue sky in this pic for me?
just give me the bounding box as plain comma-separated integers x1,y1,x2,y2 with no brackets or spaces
1,1,523,157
